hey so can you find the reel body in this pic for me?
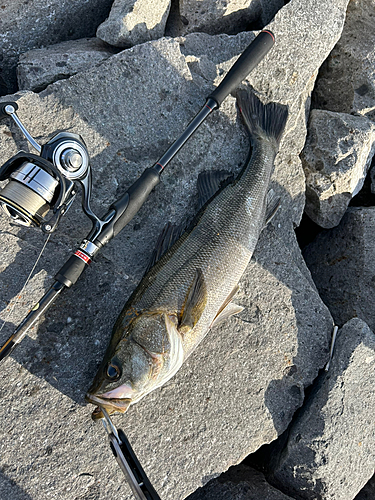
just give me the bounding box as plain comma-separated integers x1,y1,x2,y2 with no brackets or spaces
0,102,92,233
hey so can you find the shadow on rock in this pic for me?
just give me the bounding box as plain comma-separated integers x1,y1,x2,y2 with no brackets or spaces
0,469,33,500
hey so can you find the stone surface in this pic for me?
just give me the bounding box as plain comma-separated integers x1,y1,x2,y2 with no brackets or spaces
312,0,375,121
96,0,171,47
370,161,375,194
354,475,375,500
0,0,113,95
177,0,283,37
186,464,295,500
0,0,350,496
303,207,375,331
17,38,117,92
269,318,375,500
301,109,375,228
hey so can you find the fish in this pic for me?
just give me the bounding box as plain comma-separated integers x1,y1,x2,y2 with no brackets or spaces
86,88,288,419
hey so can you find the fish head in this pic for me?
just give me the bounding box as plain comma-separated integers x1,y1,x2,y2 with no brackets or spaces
86,311,184,419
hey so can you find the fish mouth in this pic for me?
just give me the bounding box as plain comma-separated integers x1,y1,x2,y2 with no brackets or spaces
85,393,132,420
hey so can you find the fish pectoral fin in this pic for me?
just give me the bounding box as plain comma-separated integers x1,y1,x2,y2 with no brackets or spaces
264,188,281,227
178,268,207,334
197,170,234,210
210,285,244,329
211,302,244,329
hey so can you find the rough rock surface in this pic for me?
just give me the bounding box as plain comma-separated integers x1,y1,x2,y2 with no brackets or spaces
0,0,350,497
17,38,117,92
312,0,375,121
0,0,113,95
354,475,375,500
370,161,375,194
96,0,172,48
269,318,375,500
303,207,375,331
301,109,375,228
186,464,295,499
177,0,284,37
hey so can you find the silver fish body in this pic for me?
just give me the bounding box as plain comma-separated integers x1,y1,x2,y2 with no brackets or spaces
86,89,288,418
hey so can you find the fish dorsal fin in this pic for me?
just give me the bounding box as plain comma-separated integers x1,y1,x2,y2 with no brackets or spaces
210,285,243,329
265,188,281,227
179,268,207,334
197,170,234,210
145,222,186,274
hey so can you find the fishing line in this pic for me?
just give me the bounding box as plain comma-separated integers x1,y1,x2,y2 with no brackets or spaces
0,233,51,334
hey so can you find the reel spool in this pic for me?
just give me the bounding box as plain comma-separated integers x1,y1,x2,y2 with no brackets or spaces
0,161,59,227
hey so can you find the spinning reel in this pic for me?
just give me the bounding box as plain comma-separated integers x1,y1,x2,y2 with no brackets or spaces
0,101,100,234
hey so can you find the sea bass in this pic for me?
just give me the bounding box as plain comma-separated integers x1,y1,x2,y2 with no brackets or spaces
86,89,288,418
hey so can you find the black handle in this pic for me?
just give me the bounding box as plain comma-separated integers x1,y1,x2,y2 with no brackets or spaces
94,167,160,247
207,30,275,106
55,253,90,287
116,429,161,500
0,101,18,119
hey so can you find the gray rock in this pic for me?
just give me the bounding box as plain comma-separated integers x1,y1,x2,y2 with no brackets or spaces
303,207,375,331
269,318,375,500
0,0,349,495
312,0,375,121
96,0,171,48
17,38,117,92
301,109,375,228
354,475,375,500
186,464,295,499
177,0,283,37
0,0,113,95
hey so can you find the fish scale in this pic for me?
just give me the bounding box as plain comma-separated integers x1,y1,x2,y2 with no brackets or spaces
86,89,288,417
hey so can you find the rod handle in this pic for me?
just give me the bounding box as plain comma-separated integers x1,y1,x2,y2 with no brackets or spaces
95,168,160,247
207,30,275,107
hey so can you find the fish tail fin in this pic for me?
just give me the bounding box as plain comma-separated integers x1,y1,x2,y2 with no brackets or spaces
236,88,288,149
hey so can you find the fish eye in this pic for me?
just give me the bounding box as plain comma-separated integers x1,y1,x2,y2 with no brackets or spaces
106,361,121,381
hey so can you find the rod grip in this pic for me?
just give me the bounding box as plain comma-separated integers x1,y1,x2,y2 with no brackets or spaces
207,30,275,107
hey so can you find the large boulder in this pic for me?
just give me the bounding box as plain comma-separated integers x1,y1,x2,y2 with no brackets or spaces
269,318,375,500
0,0,349,497
177,0,284,37
96,0,172,48
303,207,375,331
17,38,117,92
0,0,113,95
312,0,375,121
186,464,295,500
301,109,375,228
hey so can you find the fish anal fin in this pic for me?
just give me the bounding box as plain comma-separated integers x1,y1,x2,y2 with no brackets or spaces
210,285,243,329
211,302,244,329
265,188,281,227
197,170,234,210
179,268,207,334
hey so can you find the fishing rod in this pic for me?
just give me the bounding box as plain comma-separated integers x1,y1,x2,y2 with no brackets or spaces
0,29,274,365
0,30,274,499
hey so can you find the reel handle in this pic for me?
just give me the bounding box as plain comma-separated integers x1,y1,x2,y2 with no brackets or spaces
207,30,275,106
0,101,18,119
113,429,161,500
